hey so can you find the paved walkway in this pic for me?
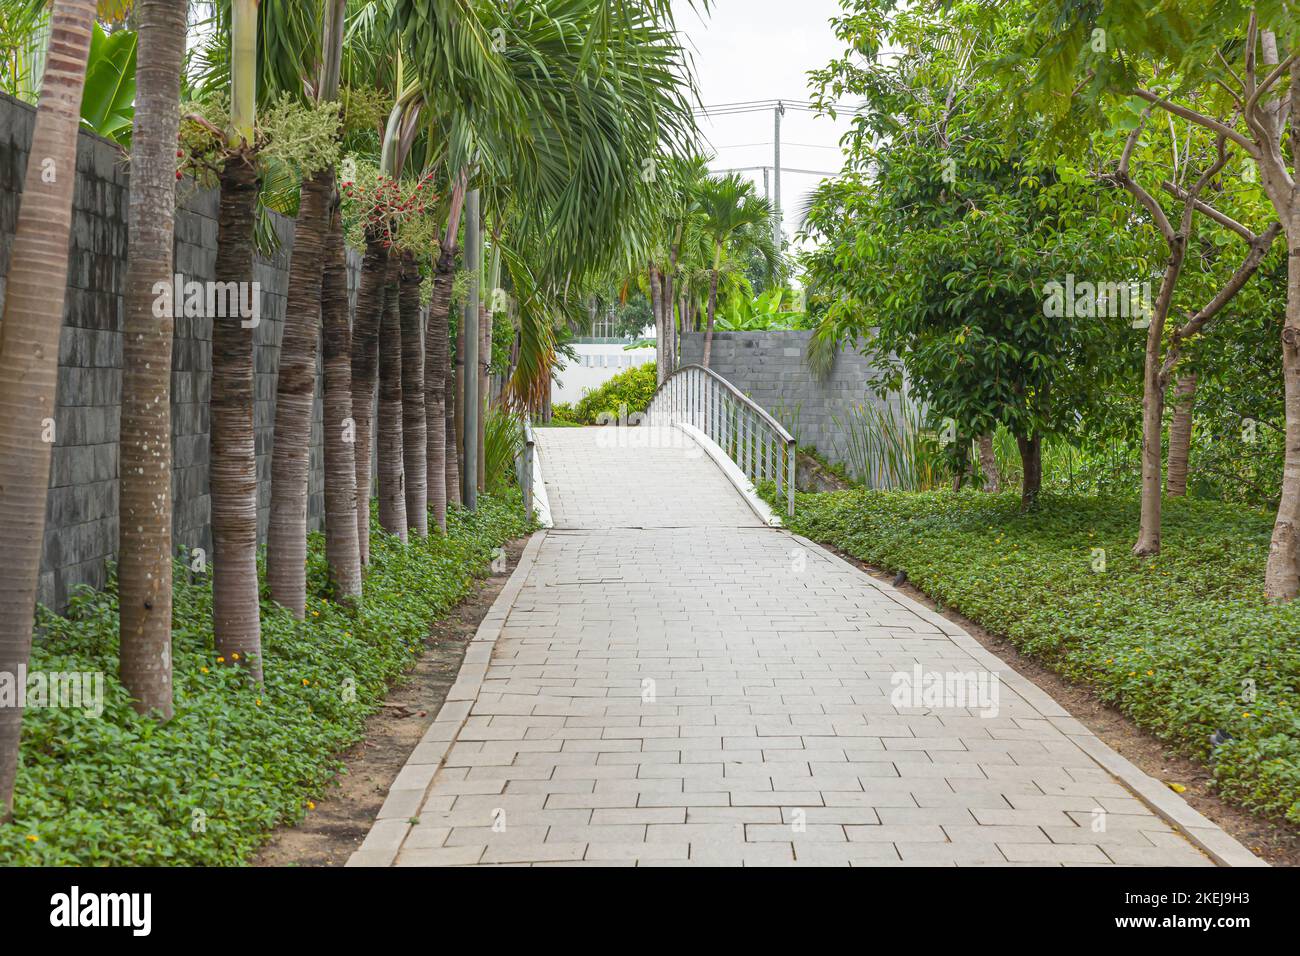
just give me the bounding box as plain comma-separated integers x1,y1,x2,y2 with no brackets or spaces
352,427,1260,867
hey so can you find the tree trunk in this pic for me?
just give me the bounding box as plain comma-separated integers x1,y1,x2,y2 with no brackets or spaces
0,0,97,821
702,266,720,369
446,327,459,508
1266,238,1300,600
650,266,665,384
377,256,407,539
399,250,426,536
211,155,263,680
1016,433,1042,511
977,434,1000,493
425,245,455,533
454,313,466,502
350,233,387,563
267,168,329,616
477,303,489,493
118,0,186,718
1166,372,1197,498
320,195,361,599
1134,346,1167,556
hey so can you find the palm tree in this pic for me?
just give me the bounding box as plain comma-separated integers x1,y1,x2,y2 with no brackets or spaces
267,0,351,616
118,0,189,716
0,0,98,822
694,173,778,369
209,0,267,679
399,248,427,536
377,253,408,537
425,170,467,534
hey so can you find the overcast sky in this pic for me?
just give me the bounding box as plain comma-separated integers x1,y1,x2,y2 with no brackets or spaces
673,0,854,240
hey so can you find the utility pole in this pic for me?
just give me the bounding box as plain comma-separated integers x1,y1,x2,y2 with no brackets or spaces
762,166,770,202
773,100,785,251
463,188,480,511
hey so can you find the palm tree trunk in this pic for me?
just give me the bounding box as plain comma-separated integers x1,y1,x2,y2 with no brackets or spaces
320,197,361,598
267,168,330,616
425,248,455,533
119,0,186,718
477,303,489,493
0,0,97,821
702,264,721,369
1166,372,1197,497
211,155,263,680
446,358,459,502
650,266,665,384
377,257,407,538
454,315,466,503
350,233,387,563
399,249,426,537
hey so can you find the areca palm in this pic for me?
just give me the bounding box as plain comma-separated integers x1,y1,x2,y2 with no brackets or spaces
694,173,778,368
267,0,358,615
0,0,98,822
118,0,189,717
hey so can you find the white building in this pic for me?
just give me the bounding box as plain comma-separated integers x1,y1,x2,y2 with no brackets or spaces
552,340,656,406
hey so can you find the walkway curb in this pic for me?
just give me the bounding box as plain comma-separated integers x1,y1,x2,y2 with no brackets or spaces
786,531,1267,868
345,529,548,868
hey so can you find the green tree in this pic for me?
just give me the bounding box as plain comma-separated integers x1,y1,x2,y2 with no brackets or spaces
803,0,1146,507
694,172,778,368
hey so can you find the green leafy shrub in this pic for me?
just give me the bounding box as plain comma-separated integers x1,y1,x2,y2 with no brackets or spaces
571,362,658,424
0,494,531,866
484,408,523,493
778,488,1300,824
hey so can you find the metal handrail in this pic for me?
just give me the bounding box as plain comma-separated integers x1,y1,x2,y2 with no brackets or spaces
644,363,797,517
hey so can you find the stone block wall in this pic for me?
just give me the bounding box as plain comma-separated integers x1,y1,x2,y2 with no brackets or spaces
0,93,360,610
679,330,907,486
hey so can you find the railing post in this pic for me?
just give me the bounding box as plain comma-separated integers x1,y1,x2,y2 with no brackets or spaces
786,439,796,517
523,418,535,522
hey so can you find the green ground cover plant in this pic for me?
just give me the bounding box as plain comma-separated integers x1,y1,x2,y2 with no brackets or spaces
0,494,531,866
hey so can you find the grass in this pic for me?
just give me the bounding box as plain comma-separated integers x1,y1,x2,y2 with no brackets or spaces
776,487,1300,824
0,492,532,866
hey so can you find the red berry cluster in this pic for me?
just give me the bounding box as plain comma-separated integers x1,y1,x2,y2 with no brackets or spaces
340,170,439,248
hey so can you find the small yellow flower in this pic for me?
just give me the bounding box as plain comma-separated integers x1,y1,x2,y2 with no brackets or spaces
1146,670,1154,676
232,652,240,661
255,699,262,707
344,631,352,637
302,678,310,686
1106,659,1113,664
216,657,225,664
25,835,38,843
201,667,209,674
311,611,320,618
306,801,316,811
1243,712,1253,718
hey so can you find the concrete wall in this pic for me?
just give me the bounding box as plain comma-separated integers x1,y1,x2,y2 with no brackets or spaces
679,330,906,485
0,93,360,611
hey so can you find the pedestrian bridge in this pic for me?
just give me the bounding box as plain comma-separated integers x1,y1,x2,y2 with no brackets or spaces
349,366,1256,867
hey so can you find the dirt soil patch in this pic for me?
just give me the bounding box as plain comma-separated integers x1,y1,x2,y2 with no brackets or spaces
254,537,529,867
840,548,1299,867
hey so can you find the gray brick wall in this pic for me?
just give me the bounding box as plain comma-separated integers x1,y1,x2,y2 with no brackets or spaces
0,93,360,611
680,330,906,486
